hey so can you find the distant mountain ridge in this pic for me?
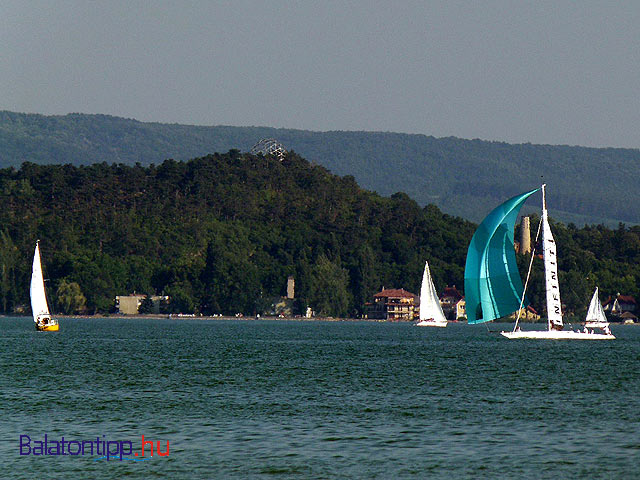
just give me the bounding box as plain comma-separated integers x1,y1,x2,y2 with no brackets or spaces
1,110,639,225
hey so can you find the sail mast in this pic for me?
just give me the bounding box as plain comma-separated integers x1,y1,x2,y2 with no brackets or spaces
541,185,563,331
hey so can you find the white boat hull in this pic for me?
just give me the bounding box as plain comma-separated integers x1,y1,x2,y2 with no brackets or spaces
416,320,447,327
584,322,609,329
501,330,615,340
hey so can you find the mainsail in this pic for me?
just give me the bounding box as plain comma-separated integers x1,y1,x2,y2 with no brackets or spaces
419,261,447,323
585,287,608,326
30,242,51,323
541,186,563,330
464,188,539,324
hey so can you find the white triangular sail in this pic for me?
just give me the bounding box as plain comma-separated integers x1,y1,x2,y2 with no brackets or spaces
541,186,563,331
417,261,447,326
585,287,608,327
500,185,614,340
30,242,51,323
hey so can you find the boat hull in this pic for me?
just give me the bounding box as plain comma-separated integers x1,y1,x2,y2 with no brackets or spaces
585,322,609,329
416,320,447,327
501,330,614,340
36,323,59,332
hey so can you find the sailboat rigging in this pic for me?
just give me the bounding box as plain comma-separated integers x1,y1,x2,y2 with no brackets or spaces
464,185,614,340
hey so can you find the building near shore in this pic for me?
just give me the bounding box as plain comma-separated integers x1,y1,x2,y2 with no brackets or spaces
115,294,168,314
603,294,637,316
508,305,540,322
439,285,466,321
287,276,295,299
267,275,296,317
365,288,418,321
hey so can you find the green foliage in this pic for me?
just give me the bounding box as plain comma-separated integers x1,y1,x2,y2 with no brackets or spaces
516,216,640,318
0,150,636,318
1,111,640,226
309,255,351,317
0,152,477,315
55,279,86,314
138,295,154,314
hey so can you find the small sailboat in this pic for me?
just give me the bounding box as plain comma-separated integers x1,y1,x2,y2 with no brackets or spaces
31,241,59,332
415,260,448,327
584,287,610,331
464,184,613,340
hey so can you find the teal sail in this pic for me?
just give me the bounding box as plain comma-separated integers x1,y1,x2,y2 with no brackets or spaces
464,188,540,324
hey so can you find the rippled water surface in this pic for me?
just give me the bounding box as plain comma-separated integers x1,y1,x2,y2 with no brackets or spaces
1,317,639,479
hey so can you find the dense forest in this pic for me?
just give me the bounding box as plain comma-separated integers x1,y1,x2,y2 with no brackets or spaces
2,111,640,226
0,152,638,320
0,152,474,316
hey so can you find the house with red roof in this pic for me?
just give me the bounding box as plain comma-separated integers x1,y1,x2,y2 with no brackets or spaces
365,288,418,321
603,293,637,320
439,285,466,321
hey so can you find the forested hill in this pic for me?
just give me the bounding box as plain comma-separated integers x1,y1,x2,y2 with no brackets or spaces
0,152,475,316
2,111,640,226
0,152,638,318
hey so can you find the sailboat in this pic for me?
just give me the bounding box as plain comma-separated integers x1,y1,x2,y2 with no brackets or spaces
584,287,610,331
31,241,59,332
415,260,448,327
464,184,614,340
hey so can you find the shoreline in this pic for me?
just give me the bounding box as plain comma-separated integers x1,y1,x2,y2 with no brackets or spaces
3,314,637,325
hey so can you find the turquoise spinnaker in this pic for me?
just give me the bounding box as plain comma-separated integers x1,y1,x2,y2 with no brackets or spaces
464,188,540,324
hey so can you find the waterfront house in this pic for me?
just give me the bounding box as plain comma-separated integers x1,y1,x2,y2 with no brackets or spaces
366,288,418,321
439,285,466,320
508,305,540,322
603,294,637,317
115,294,168,314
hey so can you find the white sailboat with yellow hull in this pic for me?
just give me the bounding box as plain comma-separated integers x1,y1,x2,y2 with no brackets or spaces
464,184,613,340
31,241,59,332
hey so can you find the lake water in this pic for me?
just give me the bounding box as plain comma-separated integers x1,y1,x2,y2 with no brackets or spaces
1,317,639,479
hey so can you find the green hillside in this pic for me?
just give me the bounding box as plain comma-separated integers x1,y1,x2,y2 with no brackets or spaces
1,111,639,225
0,152,638,319
0,153,475,316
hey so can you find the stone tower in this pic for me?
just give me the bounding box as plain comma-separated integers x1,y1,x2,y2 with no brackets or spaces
287,276,295,299
520,216,531,254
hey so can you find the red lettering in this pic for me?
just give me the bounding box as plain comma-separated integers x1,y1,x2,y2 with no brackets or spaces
156,441,170,457
141,435,154,457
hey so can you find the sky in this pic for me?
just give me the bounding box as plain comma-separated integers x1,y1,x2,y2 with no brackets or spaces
1,1,639,148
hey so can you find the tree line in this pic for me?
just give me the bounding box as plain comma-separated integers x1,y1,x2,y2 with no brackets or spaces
2,110,640,226
0,152,637,318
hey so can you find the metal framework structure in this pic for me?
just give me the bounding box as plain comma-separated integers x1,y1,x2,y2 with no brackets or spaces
250,138,287,161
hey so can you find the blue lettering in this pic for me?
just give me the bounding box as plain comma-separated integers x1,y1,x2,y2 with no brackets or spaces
68,441,81,455
47,440,60,455
33,440,43,456
107,441,120,461
121,440,132,460
81,440,94,455
19,435,31,455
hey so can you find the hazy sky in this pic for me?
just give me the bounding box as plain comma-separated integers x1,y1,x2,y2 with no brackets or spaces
2,1,639,148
